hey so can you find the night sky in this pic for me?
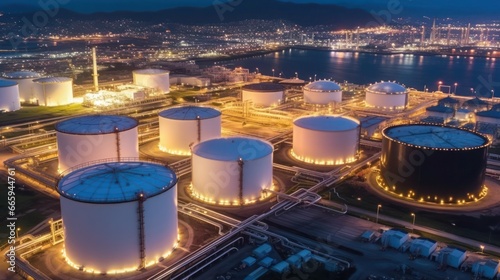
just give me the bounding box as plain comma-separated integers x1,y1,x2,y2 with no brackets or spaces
0,0,497,16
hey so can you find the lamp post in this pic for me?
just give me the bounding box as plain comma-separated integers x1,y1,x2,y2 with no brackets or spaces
16,227,20,239
411,213,416,233
438,81,443,92
454,82,458,94
480,245,485,254
314,74,317,81
376,204,382,224
295,72,298,79
272,69,275,77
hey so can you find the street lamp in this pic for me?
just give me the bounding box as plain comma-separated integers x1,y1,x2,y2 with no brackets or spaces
411,213,416,233
16,227,20,239
438,81,443,92
295,72,298,79
272,69,275,77
314,74,317,81
480,245,485,254
376,204,382,224
309,77,312,82
470,88,474,95
454,83,458,94
256,68,259,74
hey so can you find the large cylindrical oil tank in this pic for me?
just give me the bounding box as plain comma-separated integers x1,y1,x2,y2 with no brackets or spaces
303,80,342,105
159,106,221,155
55,115,139,172
242,83,284,107
58,160,178,274
3,71,41,102
32,77,73,106
380,124,490,204
191,137,273,205
133,69,170,93
0,80,20,112
365,82,408,110
292,115,360,165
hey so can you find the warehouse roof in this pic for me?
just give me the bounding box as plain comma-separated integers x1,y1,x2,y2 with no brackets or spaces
58,161,176,203
426,105,454,113
294,115,359,131
384,124,488,149
159,106,220,120
55,115,138,134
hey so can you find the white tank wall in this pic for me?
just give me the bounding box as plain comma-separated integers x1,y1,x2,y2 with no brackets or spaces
133,73,170,93
191,153,273,204
242,90,283,107
293,125,359,165
159,117,221,155
8,78,35,102
365,92,407,110
33,81,73,106
56,128,139,172
303,90,342,105
61,186,177,273
0,84,20,112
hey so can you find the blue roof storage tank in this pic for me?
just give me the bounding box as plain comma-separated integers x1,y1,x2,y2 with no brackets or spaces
55,115,139,172
158,106,221,156
58,160,178,274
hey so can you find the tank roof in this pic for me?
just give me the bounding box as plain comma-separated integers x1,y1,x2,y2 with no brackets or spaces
58,161,176,203
476,110,500,119
133,68,169,75
367,82,407,95
463,97,488,106
159,106,220,120
384,124,488,149
304,80,341,92
3,71,41,79
192,137,273,161
243,83,284,92
0,79,18,87
438,96,460,104
33,77,72,83
55,115,138,134
294,115,359,131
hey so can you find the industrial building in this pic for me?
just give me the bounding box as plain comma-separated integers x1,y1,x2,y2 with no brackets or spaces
58,160,178,274
302,80,342,105
409,238,437,258
242,83,285,107
380,124,490,204
0,80,20,112
32,77,73,106
292,115,360,165
425,105,454,122
55,115,139,172
433,247,467,269
472,259,500,279
438,96,460,110
2,71,42,103
476,110,500,125
190,137,273,206
158,106,221,155
381,229,410,250
365,81,408,110
462,97,489,112
133,69,170,93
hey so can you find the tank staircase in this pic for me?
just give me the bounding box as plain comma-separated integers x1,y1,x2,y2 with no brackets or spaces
137,193,146,270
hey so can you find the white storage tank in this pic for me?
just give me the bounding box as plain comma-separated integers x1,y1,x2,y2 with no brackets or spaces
159,106,221,156
58,160,178,274
133,69,170,93
32,77,73,106
55,115,139,172
0,80,20,112
292,115,360,165
191,137,273,206
365,81,408,110
242,83,284,107
303,80,342,105
3,71,41,103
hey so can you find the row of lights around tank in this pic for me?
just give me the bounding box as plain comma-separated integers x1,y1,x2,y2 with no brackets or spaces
364,103,406,111
187,183,276,206
375,175,488,205
61,240,178,275
290,149,357,166
158,145,192,156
